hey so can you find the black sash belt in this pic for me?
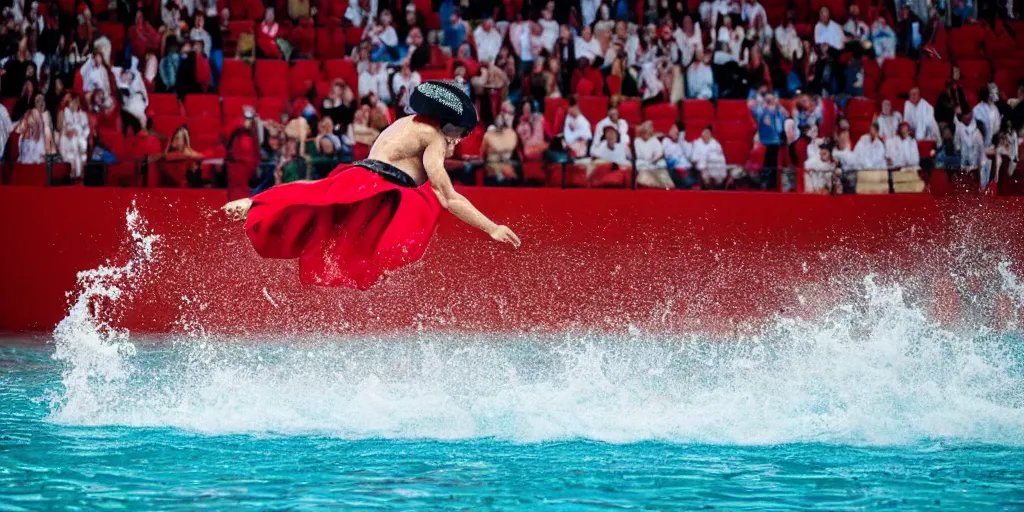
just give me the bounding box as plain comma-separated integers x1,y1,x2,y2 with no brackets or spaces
354,159,418,188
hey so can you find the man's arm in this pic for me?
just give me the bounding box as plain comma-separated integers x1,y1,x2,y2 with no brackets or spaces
423,138,520,248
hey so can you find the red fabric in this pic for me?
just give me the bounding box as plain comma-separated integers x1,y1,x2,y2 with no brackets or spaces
128,23,161,58
245,164,444,289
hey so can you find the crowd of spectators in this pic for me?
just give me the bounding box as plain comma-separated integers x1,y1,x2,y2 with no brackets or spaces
0,0,1021,195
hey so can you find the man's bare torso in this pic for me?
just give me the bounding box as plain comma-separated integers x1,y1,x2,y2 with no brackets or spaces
367,116,451,185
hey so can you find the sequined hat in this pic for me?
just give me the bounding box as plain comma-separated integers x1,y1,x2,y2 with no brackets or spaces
409,80,478,132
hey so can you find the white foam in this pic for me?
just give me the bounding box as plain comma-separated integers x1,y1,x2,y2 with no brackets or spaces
46,208,1024,446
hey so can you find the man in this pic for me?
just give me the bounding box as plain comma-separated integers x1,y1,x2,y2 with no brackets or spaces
472,16,502,64
854,122,888,170
813,6,845,51
575,26,602,64
592,107,630,149
749,93,788,188
223,81,520,290
972,86,1001,148
591,125,632,167
691,125,728,188
662,121,693,187
903,87,940,141
686,50,714,99
562,100,592,158
742,0,768,29
885,122,921,169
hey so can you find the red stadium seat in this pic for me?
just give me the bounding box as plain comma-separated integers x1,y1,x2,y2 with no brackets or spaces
643,102,680,134
957,59,992,84
716,99,752,121
187,116,222,138
682,99,714,125
811,0,846,22
290,60,322,98
184,94,221,118
315,27,347,59
11,164,48,186
152,115,186,137
715,121,755,143
617,99,642,125
846,97,876,121
255,60,290,97
521,161,547,185
454,128,484,160
882,57,917,81
589,163,630,188
222,96,256,122
289,24,316,57
722,140,752,166
220,59,256,97
544,97,570,134
345,26,364,48
919,59,952,80
97,22,125,54
257,96,288,121
949,26,986,60
578,96,609,125
148,93,182,117
878,78,916,102
563,164,589,188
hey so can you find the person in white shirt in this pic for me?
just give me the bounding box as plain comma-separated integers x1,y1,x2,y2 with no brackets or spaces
687,51,715,99
691,125,729,187
955,112,991,189
473,17,503,64
344,0,377,27
538,5,559,52
871,17,897,64
842,4,870,42
832,129,858,171
662,121,693,174
674,16,702,68
592,125,633,167
875,99,902,139
742,0,768,29
563,102,593,159
592,107,630,149
634,121,674,188
903,87,940,141
813,6,845,51
59,95,90,180
580,0,599,28
854,123,888,170
358,61,391,104
804,143,839,193
391,63,421,113
885,122,921,169
775,14,803,62
701,0,735,32
0,103,11,158
575,26,603,64
971,87,1001,148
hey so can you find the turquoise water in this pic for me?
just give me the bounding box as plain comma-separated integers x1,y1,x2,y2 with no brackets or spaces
3,331,1024,511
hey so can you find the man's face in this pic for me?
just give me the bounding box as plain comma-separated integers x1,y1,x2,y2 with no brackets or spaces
582,27,592,40
605,130,618,145
909,89,921,103
701,129,711,142
608,109,619,122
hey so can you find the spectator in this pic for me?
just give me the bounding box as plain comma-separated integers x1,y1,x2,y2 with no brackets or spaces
662,121,693,186
159,42,182,91
875,99,902,139
742,0,768,29
321,79,356,134
366,9,400,63
687,51,714,99
955,112,986,172
397,3,426,44
934,125,962,170
593,107,630,149
257,8,289,60
675,15,702,67
80,49,113,104
973,87,1002,147
936,74,969,128
226,108,262,179
345,0,378,28
814,6,845,51
871,16,897,64
190,14,212,58
516,101,549,161
775,12,802,63
314,117,344,158
904,87,940,141
538,4,559,52
403,27,430,70
16,109,47,164
886,122,921,169
691,125,729,188
58,94,89,180
854,122,888,170
352,104,381,146
575,26,602,65
634,121,673,189
114,65,147,136
843,6,870,42
0,103,11,158
1008,82,1024,132
994,120,1018,185
274,138,310,184
392,62,421,113
129,11,161,59
702,0,736,30
32,94,55,148
750,93,787,188
804,142,839,193
580,0,600,28
592,125,633,167
359,61,391,104
164,125,203,185
563,100,592,159
441,6,469,51
482,101,520,182
832,129,858,173
11,81,36,122
509,15,538,71
473,16,502,64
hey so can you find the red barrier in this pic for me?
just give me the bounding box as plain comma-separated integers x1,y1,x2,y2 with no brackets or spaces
0,186,1022,336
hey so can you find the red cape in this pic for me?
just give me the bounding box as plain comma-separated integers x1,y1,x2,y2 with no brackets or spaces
245,164,443,290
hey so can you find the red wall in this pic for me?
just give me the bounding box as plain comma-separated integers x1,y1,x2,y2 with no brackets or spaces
1,186,1022,336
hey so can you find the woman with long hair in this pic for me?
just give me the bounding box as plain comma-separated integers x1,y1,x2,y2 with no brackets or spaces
58,94,89,180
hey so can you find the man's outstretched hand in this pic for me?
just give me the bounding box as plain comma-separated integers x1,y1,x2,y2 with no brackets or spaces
489,225,521,249
221,198,253,221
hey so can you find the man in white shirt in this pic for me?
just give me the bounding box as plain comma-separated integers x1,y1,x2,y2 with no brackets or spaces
971,87,1001,147
391,62,420,112
903,87,940,141
473,17,503,64
580,0,599,29
691,125,729,187
592,107,630,149
687,51,715,99
592,126,633,167
875,99,902,139
358,61,390,104
775,14,803,62
813,5,845,51
538,5,559,52
344,0,377,27
842,4,870,42
885,122,921,168
854,123,888,170
575,26,603,64
563,101,593,158
742,0,768,29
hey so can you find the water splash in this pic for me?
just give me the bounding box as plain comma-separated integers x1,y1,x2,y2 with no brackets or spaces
45,209,1024,446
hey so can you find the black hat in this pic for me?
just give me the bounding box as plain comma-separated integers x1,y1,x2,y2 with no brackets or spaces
409,80,478,132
